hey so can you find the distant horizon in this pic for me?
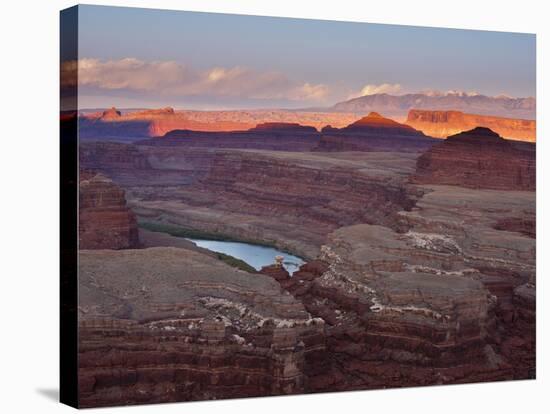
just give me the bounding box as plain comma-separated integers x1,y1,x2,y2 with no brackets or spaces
77,90,536,114
71,5,536,110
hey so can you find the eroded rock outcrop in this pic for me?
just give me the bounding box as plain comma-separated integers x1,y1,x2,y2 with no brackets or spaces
256,182,535,389
100,107,122,120
79,170,139,249
413,127,535,191
316,112,435,152
144,122,321,151
78,247,325,407
126,149,421,259
396,185,536,380
248,122,318,133
406,109,536,142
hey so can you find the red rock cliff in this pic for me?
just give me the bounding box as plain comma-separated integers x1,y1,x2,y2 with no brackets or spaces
79,170,140,249
406,109,536,142
412,127,535,191
316,112,433,152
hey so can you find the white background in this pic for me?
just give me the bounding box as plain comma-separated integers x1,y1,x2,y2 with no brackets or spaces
0,0,548,412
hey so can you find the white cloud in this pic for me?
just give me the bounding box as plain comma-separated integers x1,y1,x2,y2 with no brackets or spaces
419,89,481,97
288,83,330,101
347,83,402,99
61,58,328,102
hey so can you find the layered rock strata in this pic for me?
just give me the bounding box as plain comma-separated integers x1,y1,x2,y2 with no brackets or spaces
85,147,422,259
79,170,139,249
396,185,535,379
316,112,436,152
405,109,536,142
258,184,535,388
142,122,321,151
413,127,535,191
77,134,535,401
78,247,325,407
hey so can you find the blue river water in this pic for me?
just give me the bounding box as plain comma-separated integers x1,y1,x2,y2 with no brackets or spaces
187,238,305,275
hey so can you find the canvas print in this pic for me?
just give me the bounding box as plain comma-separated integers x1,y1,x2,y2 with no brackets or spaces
60,5,536,408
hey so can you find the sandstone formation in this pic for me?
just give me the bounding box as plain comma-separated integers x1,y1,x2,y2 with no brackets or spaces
79,170,139,249
248,122,318,133
80,107,247,141
405,109,536,142
259,184,535,389
78,247,325,407
337,112,422,134
177,110,360,132
331,92,536,119
100,107,122,120
79,107,360,141
412,127,535,191
316,112,435,152
144,122,321,151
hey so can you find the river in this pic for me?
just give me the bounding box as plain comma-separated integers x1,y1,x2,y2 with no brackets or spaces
187,238,305,275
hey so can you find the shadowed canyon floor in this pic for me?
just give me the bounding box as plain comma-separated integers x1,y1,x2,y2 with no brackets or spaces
77,123,535,405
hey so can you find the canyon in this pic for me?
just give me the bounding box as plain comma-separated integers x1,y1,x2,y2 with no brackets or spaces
77,115,535,405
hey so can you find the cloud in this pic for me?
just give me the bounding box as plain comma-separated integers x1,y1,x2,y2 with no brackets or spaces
61,58,329,103
419,89,481,97
288,83,330,101
360,83,402,96
347,83,402,99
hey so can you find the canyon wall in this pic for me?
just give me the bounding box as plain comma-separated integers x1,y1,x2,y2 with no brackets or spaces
78,247,326,407
79,170,140,249
259,184,535,388
80,142,422,258
142,123,321,151
406,109,536,142
412,127,535,191
77,133,535,404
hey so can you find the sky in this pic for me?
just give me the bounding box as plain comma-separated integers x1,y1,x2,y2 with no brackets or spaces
73,5,536,109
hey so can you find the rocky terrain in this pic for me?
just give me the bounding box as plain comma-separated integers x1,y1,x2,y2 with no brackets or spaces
79,170,140,249
258,183,535,389
80,144,422,259
77,122,535,405
316,112,436,152
331,92,536,119
78,247,325,407
406,109,536,142
413,127,536,191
